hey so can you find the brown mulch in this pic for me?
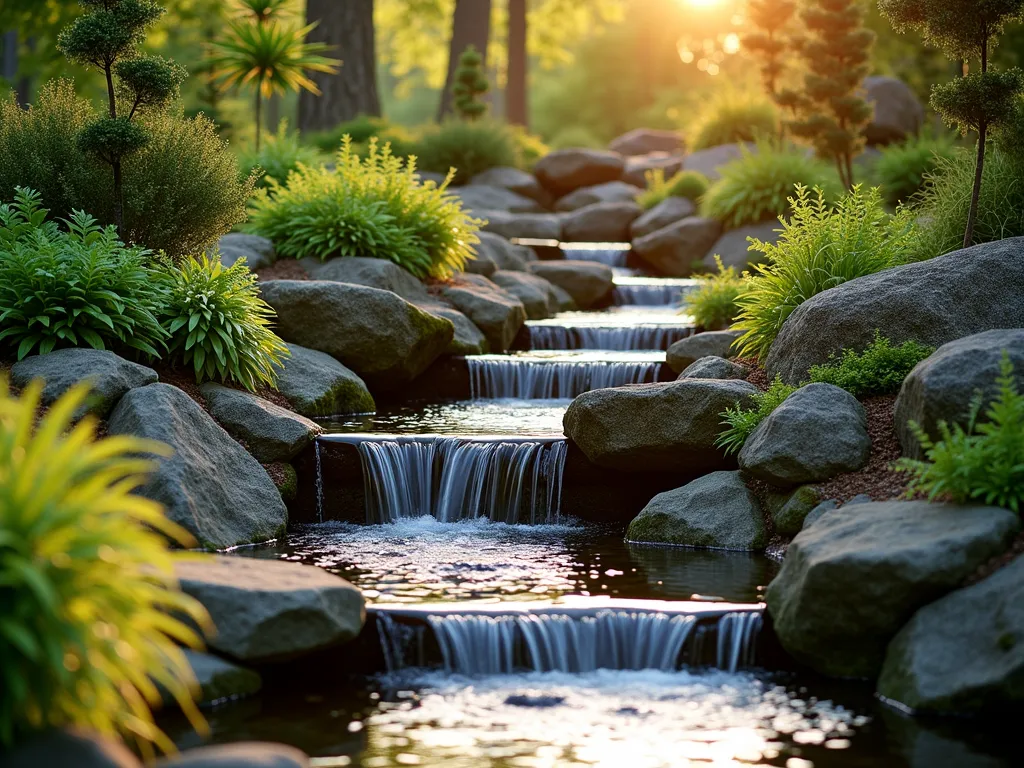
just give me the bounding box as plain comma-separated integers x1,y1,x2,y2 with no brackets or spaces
256,259,310,282
150,362,293,411
733,357,770,391
967,531,1024,586
263,461,291,488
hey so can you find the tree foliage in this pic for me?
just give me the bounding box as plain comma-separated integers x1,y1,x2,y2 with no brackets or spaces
451,45,489,121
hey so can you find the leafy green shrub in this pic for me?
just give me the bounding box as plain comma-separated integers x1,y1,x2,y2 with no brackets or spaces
638,168,710,210
548,125,605,151
911,145,1024,260
896,352,1024,514
414,120,521,185
240,123,326,187
690,95,778,151
160,255,288,391
0,81,256,259
0,188,168,361
509,126,550,169
701,144,841,229
871,135,958,207
306,115,419,159
683,256,746,330
717,376,798,455
733,185,916,360
807,332,934,397
0,378,209,756
247,137,482,278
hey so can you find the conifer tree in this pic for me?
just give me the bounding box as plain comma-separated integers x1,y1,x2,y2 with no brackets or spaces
451,44,489,121
58,0,185,238
743,0,797,101
880,0,1024,249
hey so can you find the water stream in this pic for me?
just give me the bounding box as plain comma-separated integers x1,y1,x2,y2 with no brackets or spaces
467,351,662,398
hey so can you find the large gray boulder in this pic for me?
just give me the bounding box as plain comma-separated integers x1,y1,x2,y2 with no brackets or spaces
864,76,925,145
622,152,685,188
632,216,723,276
156,743,308,768
490,270,558,319
765,238,1024,384
199,383,320,463
475,230,533,272
215,233,275,270
450,184,545,214
682,143,753,182
894,329,1024,458
440,276,527,352
555,181,642,212
164,651,262,707
260,280,454,386
272,344,374,417
10,349,157,419
626,471,767,550
563,378,759,472
108,384,288,550
534,148,625,196
420,303,489,355
678,355,749,381
481,210,563,241
298,256,428,303
666,330,742,372
738,383,871,486
610,128,684,157
176,556,365,664
527,260,614,309
703,220,780,271
766,501,1020,678
878,556,1024,714
562,201,643,242
470,166,552,207
2,728,141,768
630,197,697,240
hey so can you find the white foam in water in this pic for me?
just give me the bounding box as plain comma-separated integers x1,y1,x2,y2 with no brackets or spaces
527,323,693,350
467,356,660,398
560,244,630,268
612,277,699,307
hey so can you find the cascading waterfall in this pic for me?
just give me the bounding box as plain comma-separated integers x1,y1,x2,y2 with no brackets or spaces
716,611,763,673
356,437,567,525
527,324,693,351
612,278,698,307
560,246,630,268
467,357,660,398
314,441,324,524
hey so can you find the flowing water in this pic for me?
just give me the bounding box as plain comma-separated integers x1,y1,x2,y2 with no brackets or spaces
527,308,694,350
612,275,698,306
467,351,664,398
317,399,570,437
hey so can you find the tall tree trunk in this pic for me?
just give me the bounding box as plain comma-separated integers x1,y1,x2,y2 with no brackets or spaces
964,122,986,249
506,0,527,127
437,0,492,122
299,0,380,134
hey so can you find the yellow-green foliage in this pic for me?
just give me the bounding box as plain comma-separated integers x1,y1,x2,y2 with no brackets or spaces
690,94,778,150
0,380,210,756
683,255,747,330
637,168,709,210
240,123,326,188
414,120,521,185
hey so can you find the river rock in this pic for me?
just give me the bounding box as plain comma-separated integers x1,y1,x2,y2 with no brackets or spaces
216,233,275,270
10,348,157,419
704,220,780,271
420,303,489,355
765,238,1024,384
463,249,497,276
108,384,287,550
610,128,684,157
878,555,1024,714
272,344,374,417
630,197,697,239
555,181,642,212
2,728,142,768
527,260,614,308
894,329,1024,458
864,76,925,145
299,256,429,303
163,651,262,707
155,743,309,768
481,210,564,241
175,556,365,664
632,217,723,276
450,184,545,214
765,485,822,536
490,270,558,319
666,330,742,372
623,152,685,188
199,383,319,463
739,383,871,486
563,378,759,472
766,501,1020,678
440,276,527,352
562,201,643,242
260,280,453,387
534,148,625,196
470,166,553,207
626,471,767,550
682,143,753,181
475,230,533,272
678,355,749,381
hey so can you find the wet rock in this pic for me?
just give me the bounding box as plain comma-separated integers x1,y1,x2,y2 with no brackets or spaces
864,76,925,145
2,728,141,768
609,128,684,156
703,220,780,271
739,383,871,486
11,348,157,419
215,233,275,270
463,250,498,276
548,283,577,312
630,197,697,240
272,344,374,417
878,555,1024,714
470,166,553,207
894,329,1024,459
682,143,753,182
199,383,320,463
666,330,743,372
765,237,1024,384
505,694,567,708
108,384,287,550
420,303,490,355
768,485,822,536
622,152,685,188
490,270,559,319
475,230,533,272
481,210,564,241
527,260,614,309
555,181,642,212
626,471,767,550
766,501,1020,678
154,743,309,768
440,276,527,352
562,201,643,242
162,651,262,707
632,217,722,277
563,378,759,472
534,148,625,196
175,556,365,664
299,256,429,303
260,280,454,387
450,184,545,214
677,355,749,381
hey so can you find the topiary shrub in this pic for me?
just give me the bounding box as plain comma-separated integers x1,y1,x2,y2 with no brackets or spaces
451,45,489,121
700,144,841,229
0,378,210,756
413,120,521,185
807,332,935,397
240,122,326,187
717,376,798,455
638,168,709,210
247,136,482,278
871,135,958,207
682,255,746,331
689,94,778,151
159,255,289,391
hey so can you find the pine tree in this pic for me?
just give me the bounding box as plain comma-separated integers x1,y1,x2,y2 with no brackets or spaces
58,0,185,238
743,0,797,101
451,44,489,121
784,0,875,189
880,0,1024,249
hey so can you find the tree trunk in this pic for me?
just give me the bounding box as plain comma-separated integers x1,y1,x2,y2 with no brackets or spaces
506,0,527,127
437,0,492,122
964,122,986,249
299,0,381,134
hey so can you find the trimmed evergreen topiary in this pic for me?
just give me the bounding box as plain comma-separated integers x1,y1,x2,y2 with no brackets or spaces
452,45,490,122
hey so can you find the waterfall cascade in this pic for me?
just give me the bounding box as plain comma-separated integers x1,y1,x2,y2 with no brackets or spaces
612,277,699,307
560,245,630,268
527,323,693,351
467,356,660,398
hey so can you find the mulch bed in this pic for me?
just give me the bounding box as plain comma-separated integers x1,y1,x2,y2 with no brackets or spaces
256,259,310,282
733,357,770,391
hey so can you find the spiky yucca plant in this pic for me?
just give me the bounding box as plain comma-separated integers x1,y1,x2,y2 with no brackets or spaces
0,380,210,756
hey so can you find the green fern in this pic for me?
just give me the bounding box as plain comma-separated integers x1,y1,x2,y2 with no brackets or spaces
716,376,798,455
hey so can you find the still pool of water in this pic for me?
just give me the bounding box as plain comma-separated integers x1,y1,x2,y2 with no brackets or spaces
318,400,571,437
